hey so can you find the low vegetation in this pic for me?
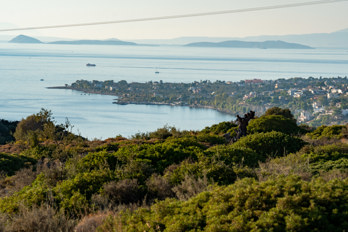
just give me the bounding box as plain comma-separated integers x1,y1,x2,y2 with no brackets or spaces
0,107,347,231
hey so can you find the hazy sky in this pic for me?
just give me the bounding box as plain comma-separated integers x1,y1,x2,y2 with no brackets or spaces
1,0,348,39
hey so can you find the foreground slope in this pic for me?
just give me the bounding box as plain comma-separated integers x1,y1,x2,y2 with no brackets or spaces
0,108,347,231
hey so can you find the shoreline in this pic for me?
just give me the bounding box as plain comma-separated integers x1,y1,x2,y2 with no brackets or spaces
47,86,235,116
113,100,234,115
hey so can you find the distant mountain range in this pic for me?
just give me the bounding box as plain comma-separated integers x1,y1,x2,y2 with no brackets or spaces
186,40,313,49
8,35,312,49
9,35,137,46
7,27,348,48
131,28,348,48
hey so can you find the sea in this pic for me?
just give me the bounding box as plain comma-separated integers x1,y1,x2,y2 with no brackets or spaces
0,43,347,139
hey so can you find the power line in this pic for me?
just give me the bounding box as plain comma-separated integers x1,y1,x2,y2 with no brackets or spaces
0,0,347,32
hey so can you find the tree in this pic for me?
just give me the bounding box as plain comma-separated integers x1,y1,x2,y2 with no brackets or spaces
13,109,55,144
0,119,18,144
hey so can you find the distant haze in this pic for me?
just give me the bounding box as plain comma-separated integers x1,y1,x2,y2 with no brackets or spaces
5,27,348,48
0,0,347,40
131,28,348,48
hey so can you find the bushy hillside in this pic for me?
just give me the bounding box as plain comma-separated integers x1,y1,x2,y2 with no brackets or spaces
0,108,347,231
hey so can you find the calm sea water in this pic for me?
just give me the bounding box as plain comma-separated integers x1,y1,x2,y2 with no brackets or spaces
0,43,347,139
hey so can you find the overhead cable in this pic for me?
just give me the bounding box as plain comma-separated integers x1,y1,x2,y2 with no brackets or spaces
0,0,347,32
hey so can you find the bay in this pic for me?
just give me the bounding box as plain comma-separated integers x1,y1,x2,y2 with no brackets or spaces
0,43,347,139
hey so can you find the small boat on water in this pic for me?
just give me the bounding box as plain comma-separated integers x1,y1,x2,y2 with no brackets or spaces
40,79,44,81
155,71,160,74
86,63,96,67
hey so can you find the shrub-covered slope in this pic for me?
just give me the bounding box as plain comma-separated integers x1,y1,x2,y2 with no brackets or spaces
0,108,346,231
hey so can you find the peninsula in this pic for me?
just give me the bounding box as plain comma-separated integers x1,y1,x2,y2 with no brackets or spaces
49,77,347,126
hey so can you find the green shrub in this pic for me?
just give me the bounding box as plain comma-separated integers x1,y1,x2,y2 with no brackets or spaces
54,170,115,202
303,143,348,163
307,125,346,140
205,145,259,167
148,126,178,140
115,137,204,173
71,151,120,173
201,121,237,134
302,143,348,174
196,134,226,145
20,145,55,159
232,131,306,159
247,115,300,135
101,176,348,231
164,161,201,186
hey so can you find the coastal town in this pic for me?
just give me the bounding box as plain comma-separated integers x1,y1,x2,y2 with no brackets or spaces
57,76,348,126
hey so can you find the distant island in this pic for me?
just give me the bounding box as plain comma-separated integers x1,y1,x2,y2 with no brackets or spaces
49,39,136,46
9,35,43,44
8,35,137,46
9,35,312,49
131,27,348,48
185,40,313,49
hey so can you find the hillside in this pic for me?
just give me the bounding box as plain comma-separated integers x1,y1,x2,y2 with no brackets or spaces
0,108,347,231
186,40,313,49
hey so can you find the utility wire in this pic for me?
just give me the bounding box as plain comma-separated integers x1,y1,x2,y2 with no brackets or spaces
0,0,347,32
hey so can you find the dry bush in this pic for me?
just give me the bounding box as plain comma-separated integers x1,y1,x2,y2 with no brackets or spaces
75,212,109,232
172,175,212,201
103,179,142,206
0,168,37,197
257,153,312,181
0,143,27,154
319,169,348,181
0,213,8,232
37,159,65,187
146,174,174,200
95,213,123,232
3,204,76,232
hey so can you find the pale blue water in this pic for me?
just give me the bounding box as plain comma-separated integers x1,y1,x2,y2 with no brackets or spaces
0,43,347,139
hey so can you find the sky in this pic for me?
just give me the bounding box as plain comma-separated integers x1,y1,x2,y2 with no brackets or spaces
1,0,348,40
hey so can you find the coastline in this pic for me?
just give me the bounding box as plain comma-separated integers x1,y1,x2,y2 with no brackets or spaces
47,86,235,116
